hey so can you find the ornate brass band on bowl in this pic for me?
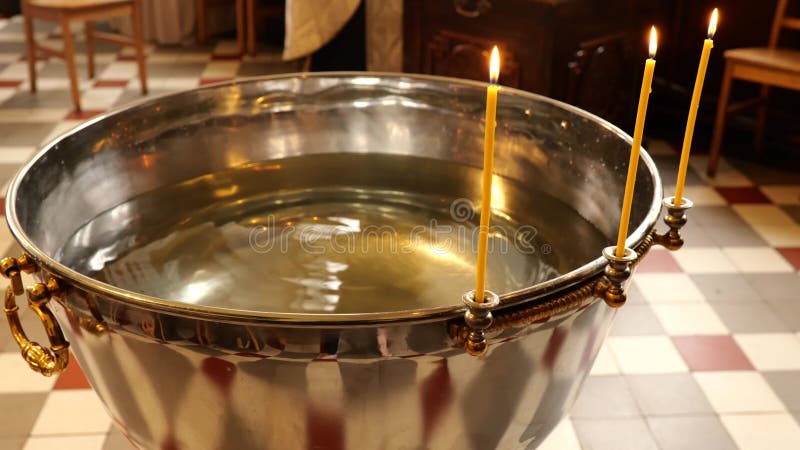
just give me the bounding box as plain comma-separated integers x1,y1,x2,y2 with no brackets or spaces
457,197,693,354
3,73,672,449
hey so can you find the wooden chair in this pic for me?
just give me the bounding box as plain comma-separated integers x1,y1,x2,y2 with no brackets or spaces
195,0,245,54
21,0,148,112
707,0,800,176
245,0,284,56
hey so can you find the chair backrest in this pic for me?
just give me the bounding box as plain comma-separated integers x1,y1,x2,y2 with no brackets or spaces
769,0,800,47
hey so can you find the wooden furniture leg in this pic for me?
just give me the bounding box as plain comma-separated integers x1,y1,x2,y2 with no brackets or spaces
236,0,246,55
246,0,256,56
131,0,148,94
61,18,81,111
85,21,96,79
196,0,207,44
708,62,734,177
23,9,37,93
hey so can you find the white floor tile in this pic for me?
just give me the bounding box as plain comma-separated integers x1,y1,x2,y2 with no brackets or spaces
0,87,16,103
214,40,242,55
81,87,124,110
40,120,83,145
589,342,619,376
0,108,68,122
0,62,45,80
98,62,138,79
720,413,800,450
761,185,800,205
675,185,727,206
0,146,36,164
633,273,706,303
694,371,785,413
538,418,581,450
651,303,728,335
30,390,112,435
690,155,753,187
734,204,797,227
608,336,689,374
750,224,800,247
202,61,240,78
672,247,738,273
23,434,106,450
723,247,795,273
161,78,199,90
734,333,800,371
146,52,184,63
731,205,800,248
0,353,57,393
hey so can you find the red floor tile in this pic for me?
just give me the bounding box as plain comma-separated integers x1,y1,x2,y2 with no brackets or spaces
53,353,91,389
777,248,800,271
199,78,234,86
636,248,683,273
64,110,106,120
94,79,129,88
0,80,22,88
672,335,754,371
715,186,771,204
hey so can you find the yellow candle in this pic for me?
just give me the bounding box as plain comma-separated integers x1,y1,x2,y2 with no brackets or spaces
475,46,500,303
616,27,658,258
675,8,718,205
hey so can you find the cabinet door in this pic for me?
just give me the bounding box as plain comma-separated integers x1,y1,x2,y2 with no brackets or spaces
404,0,550,93
566,32,636,125
425,31,521,88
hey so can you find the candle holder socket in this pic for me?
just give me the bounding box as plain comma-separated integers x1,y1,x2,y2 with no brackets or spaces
461,290,500,356
598,246,637,308
654,196,693,251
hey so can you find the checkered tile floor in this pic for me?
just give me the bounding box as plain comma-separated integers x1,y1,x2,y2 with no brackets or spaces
0,14,798,450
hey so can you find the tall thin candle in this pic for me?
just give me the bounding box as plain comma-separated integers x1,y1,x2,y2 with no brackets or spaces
675,8,718,205
616,27,658,258
475,46,500,303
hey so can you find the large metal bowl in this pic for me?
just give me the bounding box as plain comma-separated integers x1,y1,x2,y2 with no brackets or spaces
3,73,663,449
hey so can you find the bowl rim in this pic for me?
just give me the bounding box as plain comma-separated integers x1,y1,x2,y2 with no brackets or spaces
4,71,663,325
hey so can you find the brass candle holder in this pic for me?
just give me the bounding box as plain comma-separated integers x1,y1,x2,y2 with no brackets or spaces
459,195,693,355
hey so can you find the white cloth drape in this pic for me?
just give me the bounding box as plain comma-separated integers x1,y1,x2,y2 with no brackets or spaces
112,0,404,70
282,0,360,61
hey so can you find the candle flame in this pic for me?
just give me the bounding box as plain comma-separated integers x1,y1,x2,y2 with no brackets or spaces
489,46,500,84
708,8,719,39
648,26,658,59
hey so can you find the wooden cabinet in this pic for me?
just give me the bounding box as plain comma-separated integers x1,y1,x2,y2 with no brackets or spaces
403,0,658,124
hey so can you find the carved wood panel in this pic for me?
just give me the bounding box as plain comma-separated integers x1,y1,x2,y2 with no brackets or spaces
425,30,521,88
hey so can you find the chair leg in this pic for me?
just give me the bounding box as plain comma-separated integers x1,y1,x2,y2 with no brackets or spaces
61,19,81,112
236,0,246,55
707,62,734,177
85,22,96,79
246,0,256,56
131,1,148,94
754,85,770,154
196,0,207,44
23,11,37,93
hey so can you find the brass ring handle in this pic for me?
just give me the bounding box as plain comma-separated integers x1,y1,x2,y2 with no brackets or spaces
454,0,491,18
1,255,69,377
